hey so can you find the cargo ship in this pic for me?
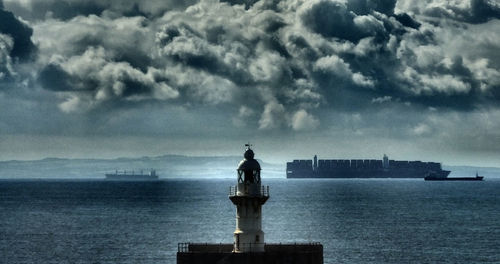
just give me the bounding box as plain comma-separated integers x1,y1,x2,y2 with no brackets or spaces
424,172,484,181
105,169,159,181
286,154,450,179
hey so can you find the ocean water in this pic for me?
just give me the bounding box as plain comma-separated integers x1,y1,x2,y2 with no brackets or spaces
1,178,499,264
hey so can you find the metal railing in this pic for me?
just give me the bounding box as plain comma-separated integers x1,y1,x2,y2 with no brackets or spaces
261,185,269,196
178,243,189,252
178,242,322,253
229,185,269,197
178,243,233,253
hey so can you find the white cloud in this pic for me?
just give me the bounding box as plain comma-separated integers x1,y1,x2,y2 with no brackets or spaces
0,34,14,80
412,123,432,136
232,105,256,127
314,55,374,87
314,55,352,78
59,95,86,113
291,109,320,131
258,100,286,130
249,51,286,83
352,72,375,87
371,96,392,104
419,74,471,94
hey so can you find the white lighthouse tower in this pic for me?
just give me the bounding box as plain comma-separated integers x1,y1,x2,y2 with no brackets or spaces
229,144,269,253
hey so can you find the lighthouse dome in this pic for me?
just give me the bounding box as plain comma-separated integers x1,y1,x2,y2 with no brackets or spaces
237,158,261,171
244,148,254,159
238,148,261,170
237,146,261,184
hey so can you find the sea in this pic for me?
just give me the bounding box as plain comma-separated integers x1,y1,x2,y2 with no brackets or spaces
1,178,499,264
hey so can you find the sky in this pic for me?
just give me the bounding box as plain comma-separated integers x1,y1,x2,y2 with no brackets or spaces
0,0,499,166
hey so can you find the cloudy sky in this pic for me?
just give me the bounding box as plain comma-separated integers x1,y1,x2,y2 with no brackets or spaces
0,0,499,166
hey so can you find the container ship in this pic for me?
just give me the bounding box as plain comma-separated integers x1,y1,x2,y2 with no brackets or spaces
286,154,450,179
105,169,159,181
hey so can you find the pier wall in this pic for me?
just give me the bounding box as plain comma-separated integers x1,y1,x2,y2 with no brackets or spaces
177,243,323,264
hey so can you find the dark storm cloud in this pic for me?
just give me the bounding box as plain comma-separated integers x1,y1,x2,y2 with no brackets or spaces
153,2,329,129
437,0,500,24
300,0,373,42
3,0,198,21
347,0,397,15
0,1,36,87
220,0,260,9
393,13,421,29
32,15,180,106
0,4,36,60
34,15,154,63
1,0,499,131
398,0,500,24
152,0,494,126
38,64,74,91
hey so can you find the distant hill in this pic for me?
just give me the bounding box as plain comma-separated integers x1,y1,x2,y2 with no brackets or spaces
1,156,498,179
0,155,286,179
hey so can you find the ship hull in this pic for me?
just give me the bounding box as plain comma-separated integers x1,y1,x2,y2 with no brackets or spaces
424,176,483,181
287,169,450,179
105,174,159,181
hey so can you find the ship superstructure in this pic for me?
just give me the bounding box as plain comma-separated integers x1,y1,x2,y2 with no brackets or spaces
287,154,450,179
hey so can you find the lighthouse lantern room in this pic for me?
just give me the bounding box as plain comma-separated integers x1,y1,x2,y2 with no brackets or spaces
229,144,269,253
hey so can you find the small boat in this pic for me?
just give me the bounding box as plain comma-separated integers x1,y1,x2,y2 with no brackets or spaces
425,171,484,181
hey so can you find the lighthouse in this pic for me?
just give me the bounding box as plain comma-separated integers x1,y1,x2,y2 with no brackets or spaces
177,144,323,264
229,144,269,252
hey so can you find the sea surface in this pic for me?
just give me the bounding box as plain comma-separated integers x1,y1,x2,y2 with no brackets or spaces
1,178,499,264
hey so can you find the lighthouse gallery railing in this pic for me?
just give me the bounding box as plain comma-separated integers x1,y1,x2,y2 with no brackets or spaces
229,185,269,197
178,242,322,253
